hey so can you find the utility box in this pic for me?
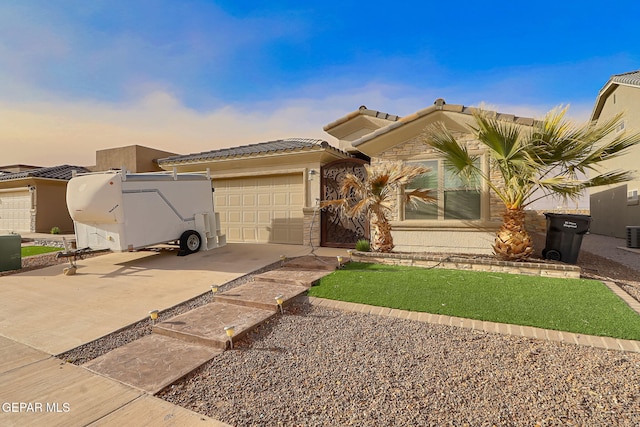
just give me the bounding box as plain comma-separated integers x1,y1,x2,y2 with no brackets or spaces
0,234,21,272
627,226,640,248
66,170,226,256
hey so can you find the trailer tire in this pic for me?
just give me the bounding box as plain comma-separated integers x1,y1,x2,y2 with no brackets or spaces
179,230,201,255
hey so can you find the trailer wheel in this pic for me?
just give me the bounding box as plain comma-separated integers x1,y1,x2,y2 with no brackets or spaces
179,230,201,255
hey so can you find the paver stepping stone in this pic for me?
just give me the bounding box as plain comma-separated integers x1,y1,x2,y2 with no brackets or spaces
214,280,310,311
84,334,222,394
153,302,275,349
283,255,340,271
254,268,332,286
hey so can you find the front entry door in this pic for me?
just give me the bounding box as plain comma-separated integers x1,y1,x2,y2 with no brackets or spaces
320,159,369,248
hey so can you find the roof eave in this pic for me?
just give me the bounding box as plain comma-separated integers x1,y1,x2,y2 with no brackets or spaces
158,145,350,168
591,79,617,122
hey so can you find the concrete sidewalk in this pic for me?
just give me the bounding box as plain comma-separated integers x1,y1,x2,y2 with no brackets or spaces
0,243,348,426
0,336,229,427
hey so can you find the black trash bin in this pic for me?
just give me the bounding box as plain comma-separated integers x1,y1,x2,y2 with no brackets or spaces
542,213,591,264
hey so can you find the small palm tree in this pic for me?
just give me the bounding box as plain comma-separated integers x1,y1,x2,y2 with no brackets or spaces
323,161,434,252
424,107,640,261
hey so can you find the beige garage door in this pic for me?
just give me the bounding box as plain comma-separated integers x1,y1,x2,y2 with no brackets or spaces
213,174,304,244
0,190,32,232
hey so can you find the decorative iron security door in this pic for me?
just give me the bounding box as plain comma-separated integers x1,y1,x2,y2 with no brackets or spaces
320,159,369,248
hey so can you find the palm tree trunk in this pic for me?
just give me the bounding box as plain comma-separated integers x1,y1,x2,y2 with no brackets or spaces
370,214,395,253
493,208,533,261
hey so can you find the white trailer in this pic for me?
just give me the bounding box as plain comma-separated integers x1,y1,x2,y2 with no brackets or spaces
66,170,226,255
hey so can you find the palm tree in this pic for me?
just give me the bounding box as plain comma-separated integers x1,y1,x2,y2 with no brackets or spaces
323,161,434,252
424,106,640,261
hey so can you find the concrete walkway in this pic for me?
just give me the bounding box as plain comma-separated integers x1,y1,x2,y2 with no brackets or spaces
0,243,319,354
0,244,344,427
580,233,640,272
82,257,335,395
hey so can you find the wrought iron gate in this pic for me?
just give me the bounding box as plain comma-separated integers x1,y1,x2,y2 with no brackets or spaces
320,159,369,248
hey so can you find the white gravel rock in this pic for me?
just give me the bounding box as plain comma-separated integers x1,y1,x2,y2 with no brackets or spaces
159,303,640,426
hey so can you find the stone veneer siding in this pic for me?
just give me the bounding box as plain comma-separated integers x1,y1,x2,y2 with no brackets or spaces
303,207,321,247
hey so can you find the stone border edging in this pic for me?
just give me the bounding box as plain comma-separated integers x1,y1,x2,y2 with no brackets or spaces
353,251,582,278
300,294,640,354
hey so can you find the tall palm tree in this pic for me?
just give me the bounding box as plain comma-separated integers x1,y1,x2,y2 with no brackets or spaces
424,107,640,261
323,161,434,252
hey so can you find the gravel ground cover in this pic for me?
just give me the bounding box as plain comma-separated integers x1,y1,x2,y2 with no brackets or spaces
159,302,640,426
7,247,640,425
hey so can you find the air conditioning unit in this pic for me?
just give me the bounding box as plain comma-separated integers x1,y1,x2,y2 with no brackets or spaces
627,226,640,248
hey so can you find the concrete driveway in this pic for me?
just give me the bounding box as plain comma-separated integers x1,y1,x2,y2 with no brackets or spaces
0,243,316,355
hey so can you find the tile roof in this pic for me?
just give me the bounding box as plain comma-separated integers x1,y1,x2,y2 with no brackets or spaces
610,70,640,87
158,138,347,165
591,70,640,121
323,105,400,131
0,165,89,181
352,98,536,148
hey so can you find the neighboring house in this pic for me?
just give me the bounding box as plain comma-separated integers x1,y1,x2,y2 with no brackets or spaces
157,138,351,246
325,98,537,254
87,144,178,173
0,165,89,234
589,70,640,238
0,145,178,236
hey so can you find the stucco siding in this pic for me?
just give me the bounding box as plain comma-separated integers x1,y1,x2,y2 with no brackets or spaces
590,84,640,237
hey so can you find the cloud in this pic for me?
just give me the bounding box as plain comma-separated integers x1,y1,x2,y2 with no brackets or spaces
1,79,580,168
0,91,334,167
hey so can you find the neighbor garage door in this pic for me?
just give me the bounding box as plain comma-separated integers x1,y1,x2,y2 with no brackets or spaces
213,174,304,244
0,189,32,232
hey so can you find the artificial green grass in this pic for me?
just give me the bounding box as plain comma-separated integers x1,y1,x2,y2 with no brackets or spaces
21,246,60,257
308,262,640,341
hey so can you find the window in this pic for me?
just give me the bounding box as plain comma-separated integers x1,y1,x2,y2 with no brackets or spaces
404,159,482,220
628,189,639,206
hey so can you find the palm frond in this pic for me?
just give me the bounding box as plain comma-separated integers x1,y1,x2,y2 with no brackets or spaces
583,170,638,188
471,111,525,162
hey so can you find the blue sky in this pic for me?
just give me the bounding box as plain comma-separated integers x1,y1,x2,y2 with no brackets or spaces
2,0,639,166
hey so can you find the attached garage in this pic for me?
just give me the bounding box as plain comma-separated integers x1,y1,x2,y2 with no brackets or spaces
0,189,32,232
157,138,352,248
214,174,304,244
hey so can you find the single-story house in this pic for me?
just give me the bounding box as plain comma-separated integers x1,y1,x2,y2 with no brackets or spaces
156,101,539,254
0,165,89,234
589,70,640,238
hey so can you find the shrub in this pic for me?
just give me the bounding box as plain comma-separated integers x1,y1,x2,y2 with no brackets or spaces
50,226,60,235
355,239,370,252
